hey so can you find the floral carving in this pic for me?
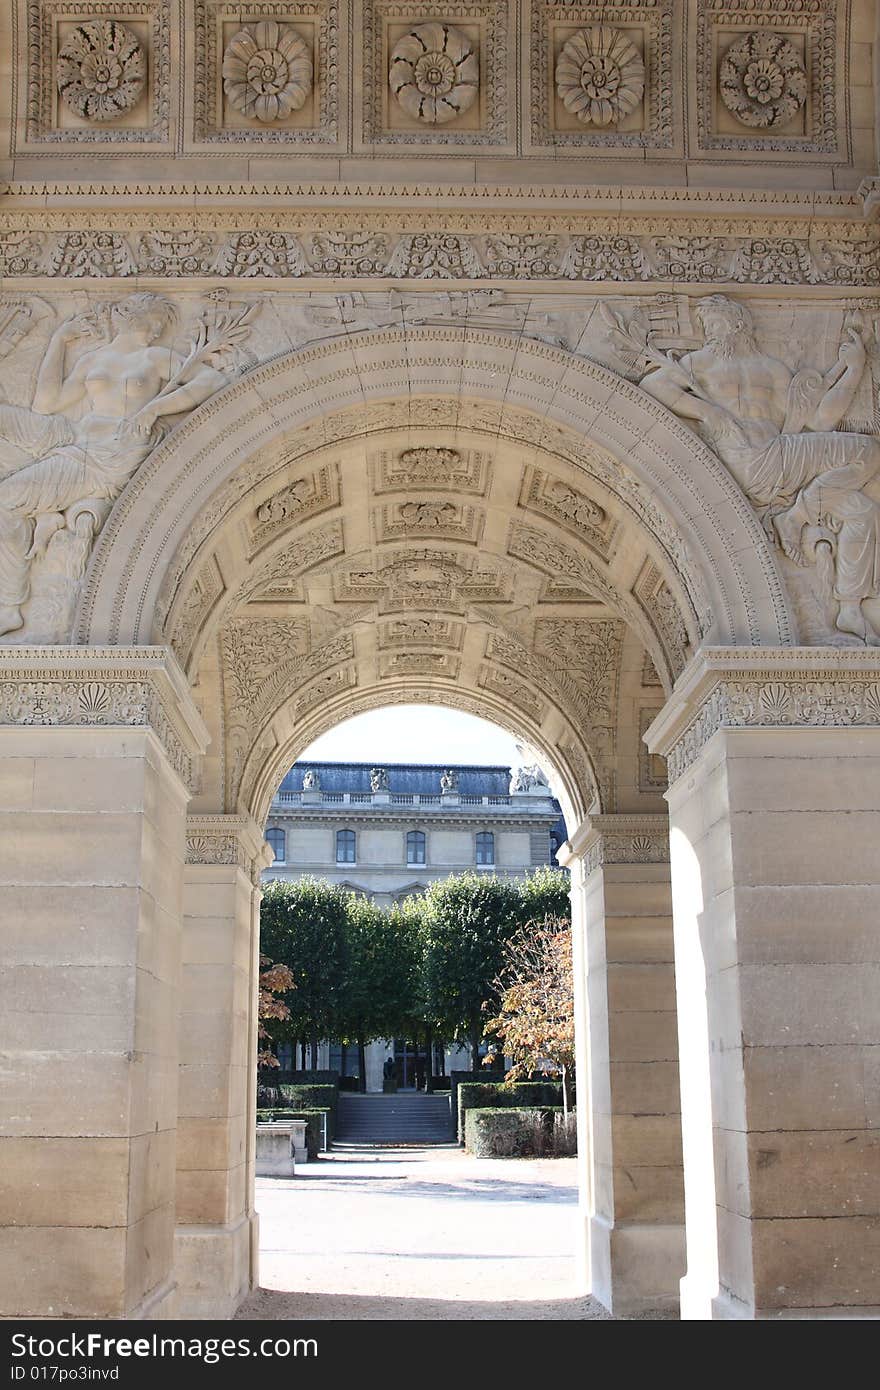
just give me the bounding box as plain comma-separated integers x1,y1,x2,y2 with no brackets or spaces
222,20,313,123
389,22,479,125
719,31,807,130
56,20,146,123
554,26,645,128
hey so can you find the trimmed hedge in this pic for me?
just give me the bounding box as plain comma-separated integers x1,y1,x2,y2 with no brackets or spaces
456,1080,565,1143
465,1107,549,1157
276,1084,338,1139
464,1106,576,1157
449,1070,504,1123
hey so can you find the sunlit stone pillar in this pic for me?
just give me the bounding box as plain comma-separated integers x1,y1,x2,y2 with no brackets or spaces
174,815,271,1318
0,647,206,1319
559,816,685,1317
647,647,880,1320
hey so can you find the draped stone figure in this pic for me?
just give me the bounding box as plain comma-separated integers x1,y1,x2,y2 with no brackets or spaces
635,295,880,646
0,292,254,639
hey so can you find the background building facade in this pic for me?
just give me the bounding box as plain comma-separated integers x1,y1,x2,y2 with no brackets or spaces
263,759,566,1088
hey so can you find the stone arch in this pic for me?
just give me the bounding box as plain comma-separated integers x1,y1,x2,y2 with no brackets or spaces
74,326,795,656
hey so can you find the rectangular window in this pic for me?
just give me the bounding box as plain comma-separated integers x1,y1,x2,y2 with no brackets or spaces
475,831,494,865
406,830,426,865
336,828,356,863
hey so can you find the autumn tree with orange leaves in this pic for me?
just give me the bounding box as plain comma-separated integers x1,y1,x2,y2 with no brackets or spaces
484,917,575,1117
257,955,295,1067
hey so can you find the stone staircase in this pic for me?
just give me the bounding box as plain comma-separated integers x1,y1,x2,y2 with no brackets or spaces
335,1092,454,1147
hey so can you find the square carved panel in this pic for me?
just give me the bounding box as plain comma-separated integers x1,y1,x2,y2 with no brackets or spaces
529,0,675,152
695,0,843,156
189,0,341,147
358,1,514,150
19,0,171,147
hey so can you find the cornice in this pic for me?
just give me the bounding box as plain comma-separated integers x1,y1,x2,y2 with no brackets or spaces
0,644,208,791
265,806,561,829
645,646,880,785
558,812,670,875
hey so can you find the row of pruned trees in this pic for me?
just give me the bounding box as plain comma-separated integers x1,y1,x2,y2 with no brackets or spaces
259,867,571,1085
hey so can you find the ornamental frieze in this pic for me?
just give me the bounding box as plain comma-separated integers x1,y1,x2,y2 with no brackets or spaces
2,225,876,286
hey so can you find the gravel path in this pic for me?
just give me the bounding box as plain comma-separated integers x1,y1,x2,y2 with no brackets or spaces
236,1146,614,1321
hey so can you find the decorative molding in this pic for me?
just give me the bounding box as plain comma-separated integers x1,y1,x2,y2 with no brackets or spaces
695,0,840,156
646,647,880,785
388,20,479,126
361,0,511,148
531,1,674,152
24,0,171,147
191,0,339,146
4,223,876,284
56,19,147,123
638,705,667,791
572,813,670,875
369,447,491,496
0,646,208,790
186,814,271,881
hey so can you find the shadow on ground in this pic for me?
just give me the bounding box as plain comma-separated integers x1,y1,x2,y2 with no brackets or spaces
235,1288,613,1320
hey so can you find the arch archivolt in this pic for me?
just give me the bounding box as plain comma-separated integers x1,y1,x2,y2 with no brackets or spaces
68,324,795,827
75,327,794,655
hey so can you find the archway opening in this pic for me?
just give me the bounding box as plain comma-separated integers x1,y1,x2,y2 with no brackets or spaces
252,699,592,1318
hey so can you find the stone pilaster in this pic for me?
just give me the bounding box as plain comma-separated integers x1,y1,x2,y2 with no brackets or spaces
174,814,272,1319
0,646,207,1319
647,647,880,1320
558,815,684,1317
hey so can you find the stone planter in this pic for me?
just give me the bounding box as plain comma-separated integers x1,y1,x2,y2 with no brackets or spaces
256,1119,308,1175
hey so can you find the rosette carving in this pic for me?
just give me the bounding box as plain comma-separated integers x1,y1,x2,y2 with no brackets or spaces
555,25,645,127
389,22,479,125
719,31,807,130
56,20,146,122
222,20,313,123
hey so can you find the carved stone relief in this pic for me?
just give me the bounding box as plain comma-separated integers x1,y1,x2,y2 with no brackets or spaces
369,447,491,495
518,465,618,560
623,293,880,648
379,651,460,679
3,223,877,288
222,20,313,123
333,550,512,612
632,560,690,677
530,1,674,152
247,463,341,555
696,0,839,155
362,0,510,147
554,25,645,128
388,21,479,125
24,0,171,146
192,0,338,146
718,31,807,131
374,500,483,546
378,617,465,649
56,19,146,122
0,293,258,646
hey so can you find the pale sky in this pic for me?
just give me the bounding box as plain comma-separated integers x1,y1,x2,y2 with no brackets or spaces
299,704,523,767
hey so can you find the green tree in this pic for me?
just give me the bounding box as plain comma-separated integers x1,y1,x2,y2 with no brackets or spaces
420,872,520,1068
513,865,571,930
339,895,422,1090
259,877,350,1067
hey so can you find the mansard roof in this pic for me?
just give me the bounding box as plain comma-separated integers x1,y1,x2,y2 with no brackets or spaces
280,761,514,797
